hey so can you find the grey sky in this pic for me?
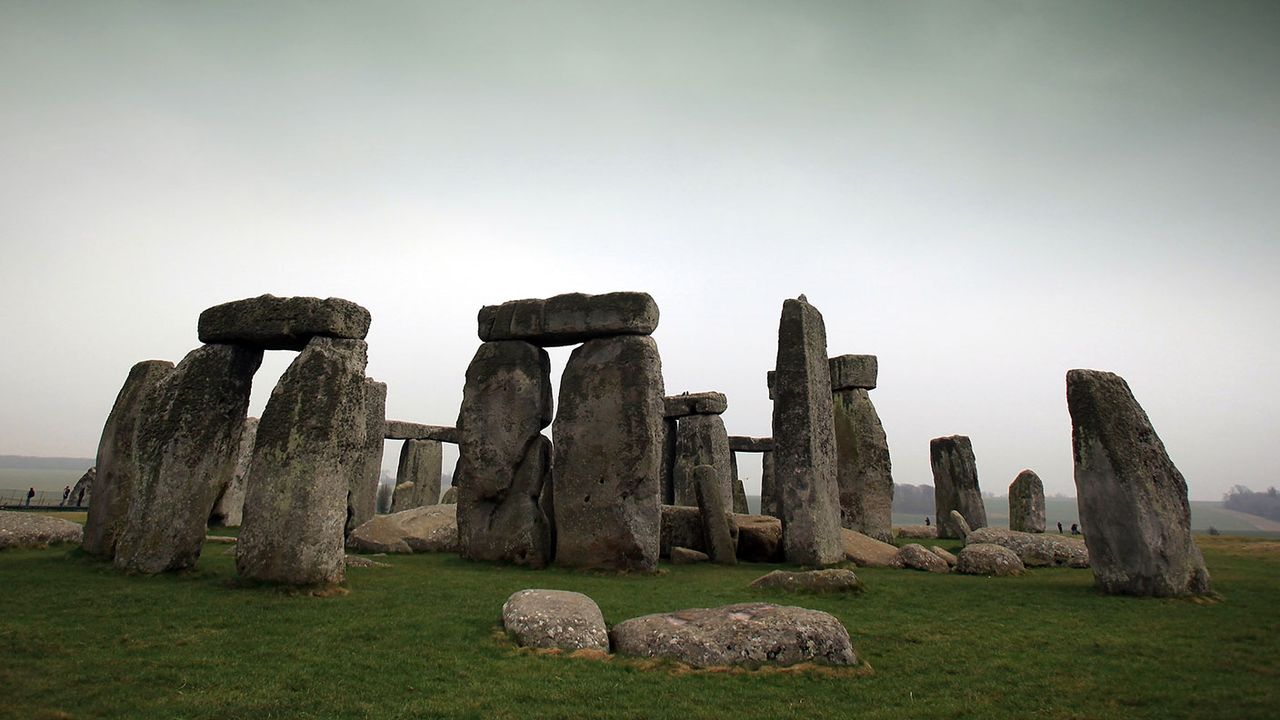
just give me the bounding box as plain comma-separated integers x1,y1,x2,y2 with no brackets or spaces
2,1,1277,500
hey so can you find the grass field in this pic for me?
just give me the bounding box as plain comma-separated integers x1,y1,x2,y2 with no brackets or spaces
2,527,1277,719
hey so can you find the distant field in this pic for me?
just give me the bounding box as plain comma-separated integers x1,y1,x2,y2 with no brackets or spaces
0,467,88,492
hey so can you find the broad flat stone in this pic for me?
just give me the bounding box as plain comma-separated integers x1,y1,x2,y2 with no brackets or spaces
236,338,367,586
347,504,459,553
671,546,709,564
478,291,659,347
733,514,783,562
1,511,83,549
896,543,950,573
967,526,1089,568
694,465,736,565
832,387,893,542
456,340,553,567
114,345,261,574
728,436,774,453
931,435,988,540
502,589,609,651
83,360,174,559
771,296,842,565
1067,369,1211,597
346,380,386,537
397,439,443,509
197,294,371,351
208,416,259,528
828,354,877,390
671,413,732,509
384,420,459,443
1008,469,1046,533
839,528,899,568
553,335,664,571
749,569,864,594
663,392,727,418
956,543,1026,577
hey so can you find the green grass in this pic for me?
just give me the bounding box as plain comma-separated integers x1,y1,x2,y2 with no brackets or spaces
2,533,1278,720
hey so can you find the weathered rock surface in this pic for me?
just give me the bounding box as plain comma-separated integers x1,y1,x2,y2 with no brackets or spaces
1067,369,1211,597
390,481,416,513
759,451,780,518
553,335,664,571
456,340,553,567
671,546,709,564
611,603,857,668
478,292,659,346
440,486,458,504
83,360,174,559
694,465,736,565
749,569,864,594
772,296,843,565
663,392,728,417
839,528,900,568
502,589,609,651
949,509,973,539
671,413,732,509
208,416,258,528
1009,469,1046,533
966,526,1089,568
728,436,774,453
396,439,443,509
930,546,958,567
236,338,367,586
660,504,740,557
347,504,459,553
345,555,390,569
832,386,894,542
659,418,677,504
828,354,878,391
732,476,749,515
198,294,371,351
0,511,83,549
956,543,1026,576
895,525,937,539
114,345,261,574
68,468,94,508
347,380,386,537
931,435,988,539
733,514,783,562
384,421,459,443
896,543,950,573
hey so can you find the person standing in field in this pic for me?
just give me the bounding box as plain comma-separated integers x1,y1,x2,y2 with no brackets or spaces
1057,521,1063,534
26,487,35,507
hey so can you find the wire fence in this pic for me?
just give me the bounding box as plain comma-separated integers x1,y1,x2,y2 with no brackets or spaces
0,488,87,510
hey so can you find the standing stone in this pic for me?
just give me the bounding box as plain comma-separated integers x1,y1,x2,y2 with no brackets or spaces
730,463,749,514
759,451,780,518
208,417,259,528
397,439,443,509
390,481,416,513
771,296,842,565
671,414,732,509
659,418,678,504
831,384,894,543
694,465,736,565
553,335,664,571
82,360,175,559
375,476,395,514
237,337,367,586
1008,469,1046,534
346,379,386,537
68,468,94,508
1067,369,1211,597
931,435,988,540
114,345,262,574
455,340,553,567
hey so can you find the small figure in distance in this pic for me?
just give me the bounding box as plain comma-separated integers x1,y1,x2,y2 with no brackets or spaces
77,486,86,506
1071,523,1080,536
1057,521,1063,534
61,485,70,506
25,487,35,507
924,516,931,527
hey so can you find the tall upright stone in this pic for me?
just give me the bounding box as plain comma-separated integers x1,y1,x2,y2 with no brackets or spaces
397,439,443,508
659,417,678,504
553,335,664,571
82,360,175,559
694,465,736,565
114,345,262,574
759,451,780,518
208,416,259,528
931,435,987,540
1066,369,1211,597
729,454,749,514
347,379,386,537
1008,469,1046,534
455,340,554,567
236,337,367,586
829,354,894,542
667,393,732,510
771,296,842,565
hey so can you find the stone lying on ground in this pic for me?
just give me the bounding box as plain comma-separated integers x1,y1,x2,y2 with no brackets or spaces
1067,368,1211,597
931,435,987,539
749,569,864,594
671,547,709,564
828,354,878,391
198,294,371,351
440,487,458,504
930,546,958,567
956,543,1026,576
663,392,728,417
346,504,459,554
728,436,774,453
949,510,973,539
840,528,900,568
0,511,83,550
384,421,459,443
733,514,783,563
478,292,659,346
896,543,950,573
502,589,609,652
345,555,390,568
1009,469,1046,533
966,527,1090,568
204,535,236,544
611,603,857,668
895,525,937,539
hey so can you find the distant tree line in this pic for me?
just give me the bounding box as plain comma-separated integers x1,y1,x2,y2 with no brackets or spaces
892,484,935,515
1222,485,1280,522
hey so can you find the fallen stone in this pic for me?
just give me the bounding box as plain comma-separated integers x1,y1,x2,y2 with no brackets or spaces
896,543,950,573
208,416,258,528
839,528,900,568
345,555,390,568
931,435,988,539
1009,469,1046,533
749,569,864,594
0,511,83,550
956,543,1026,576
772,296,843,565
347,504,459,554
396,439,443,509
828,354,877,391
949,510,973,539
1067,369,1211,597
733,514,783,563
966,526,1089,568
832,386,894,542
930,546,958,567
347,381,386,537
610,603,857,668
728,436,774,453
895,525,937,539
197,294,371,351
440,487,458,504
663,392,728,417
502,589,609,652
671,546,709,564
204,535,236,544
478,292,659,346
671,413,732,509
384,421,459,443
694,465,736,565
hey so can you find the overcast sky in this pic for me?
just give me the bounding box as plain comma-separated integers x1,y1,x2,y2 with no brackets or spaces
2,1,1277,501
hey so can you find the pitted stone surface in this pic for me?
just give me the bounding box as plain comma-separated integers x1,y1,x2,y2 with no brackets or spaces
346,380,386,537
1068,369,1210,597
671,546,710,564
68,468,94,508
759,451,780,518
1009,469,1046,533
930,546,958,567
663,392,728,417
694,464,736,565
749,569,864,594
832,387,894,542
828,354,878,390
728,436,774,453
1,511,83,550
734,514,783,563
208,416,258,528
896,543,950,573
839,528,899,568
659,504,740,557
396,439,443,509
895,525,937,539
198,294,371,351
671,413,732,509
478,292,659,346
931,435,987,539
956,543,1026,576
347,504,458,554
966,527,1089,568
384,421,459,443
610,603,857,668
502,589,609,652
